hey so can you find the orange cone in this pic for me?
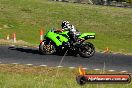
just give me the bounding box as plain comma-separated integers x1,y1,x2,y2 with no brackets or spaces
104,47,109,53
40,29,43,43
13,33,16,43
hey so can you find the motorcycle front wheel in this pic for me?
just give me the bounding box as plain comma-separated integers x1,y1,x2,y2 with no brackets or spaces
39,40,56,55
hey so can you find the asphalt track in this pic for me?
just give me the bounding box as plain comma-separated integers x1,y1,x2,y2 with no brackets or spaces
0,45,132,72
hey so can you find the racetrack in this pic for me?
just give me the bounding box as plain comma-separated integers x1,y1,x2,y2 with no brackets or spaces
0,45,132,72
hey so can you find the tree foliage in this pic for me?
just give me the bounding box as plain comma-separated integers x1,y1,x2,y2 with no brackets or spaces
125,0,132,4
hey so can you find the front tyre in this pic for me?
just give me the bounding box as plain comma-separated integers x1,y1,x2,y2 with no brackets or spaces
78,42,95,58
39,40,56,55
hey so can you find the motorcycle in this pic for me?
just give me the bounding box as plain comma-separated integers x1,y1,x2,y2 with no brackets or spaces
39,28,95,58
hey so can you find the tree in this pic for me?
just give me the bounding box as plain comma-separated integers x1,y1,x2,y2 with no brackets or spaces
125,0,132,4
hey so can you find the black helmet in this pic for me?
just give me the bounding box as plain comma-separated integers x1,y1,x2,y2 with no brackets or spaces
61,21,71,29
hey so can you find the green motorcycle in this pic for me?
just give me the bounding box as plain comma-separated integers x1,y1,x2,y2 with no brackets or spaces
39,28,95,58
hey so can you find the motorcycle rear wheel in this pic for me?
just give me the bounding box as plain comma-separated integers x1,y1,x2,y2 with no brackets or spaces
78,42,95,58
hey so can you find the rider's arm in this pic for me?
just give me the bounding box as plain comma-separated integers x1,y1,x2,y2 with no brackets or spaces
56,29,64,32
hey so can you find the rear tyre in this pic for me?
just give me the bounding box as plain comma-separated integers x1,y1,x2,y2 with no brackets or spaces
39,40,56,55
78,42,95,58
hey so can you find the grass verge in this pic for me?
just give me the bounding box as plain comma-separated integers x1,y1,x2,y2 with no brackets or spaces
0,39,38,48
0,64,131,88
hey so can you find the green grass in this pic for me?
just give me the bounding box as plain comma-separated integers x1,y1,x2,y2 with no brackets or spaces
0,64,131,88
0,0,132,54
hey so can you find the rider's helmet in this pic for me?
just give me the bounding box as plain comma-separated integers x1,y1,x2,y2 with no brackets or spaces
61,21,71,30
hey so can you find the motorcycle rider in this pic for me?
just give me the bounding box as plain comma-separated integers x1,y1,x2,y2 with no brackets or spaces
57,21,80,43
